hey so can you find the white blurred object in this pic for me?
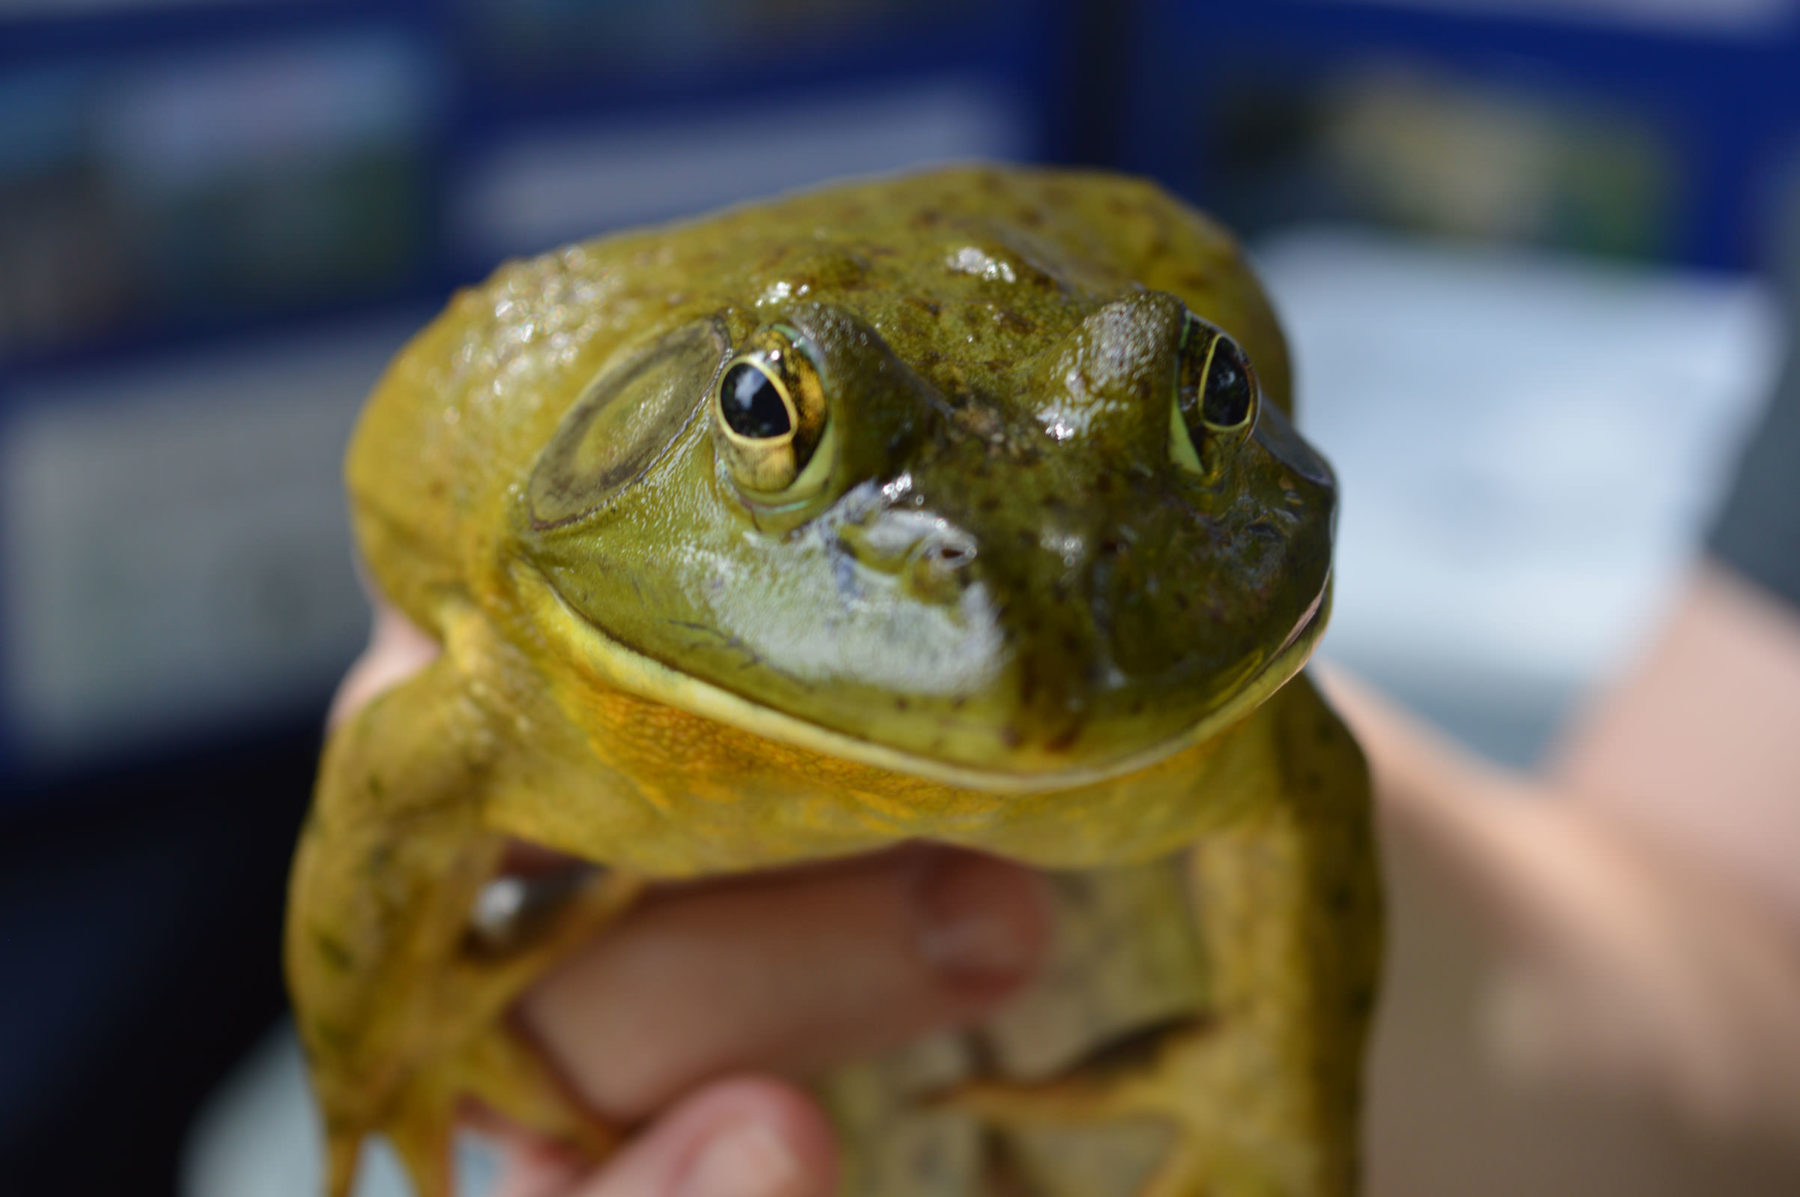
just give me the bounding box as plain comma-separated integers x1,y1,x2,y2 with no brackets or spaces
1,318,415,763
1258,228,1781,755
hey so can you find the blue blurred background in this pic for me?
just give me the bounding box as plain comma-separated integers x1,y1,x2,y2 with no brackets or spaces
2,1,1796,1194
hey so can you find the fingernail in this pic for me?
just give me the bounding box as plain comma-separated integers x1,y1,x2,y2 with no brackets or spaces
678,1119,808,1197
915,852,1045,985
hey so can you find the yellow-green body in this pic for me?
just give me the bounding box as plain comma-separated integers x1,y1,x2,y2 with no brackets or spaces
286,166,1381,1197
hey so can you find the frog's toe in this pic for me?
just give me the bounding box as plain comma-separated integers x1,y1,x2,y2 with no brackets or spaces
451,1019,618,1159
385,1022,617,1197
385,1078,456,1197
322,1129,360,1197
936,1021,1330,1196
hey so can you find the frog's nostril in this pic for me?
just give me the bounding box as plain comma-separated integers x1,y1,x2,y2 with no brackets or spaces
908,534,977,600
921,539,974,570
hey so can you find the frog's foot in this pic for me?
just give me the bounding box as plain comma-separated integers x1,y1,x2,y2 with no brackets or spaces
368,1021,620,1197
317,1015,621,1197
313,865,643,1197
942,1019,1332,1197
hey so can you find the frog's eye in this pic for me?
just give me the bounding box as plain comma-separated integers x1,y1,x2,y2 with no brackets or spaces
1172,316,1259,478
719,362,792,439
712,325,828,494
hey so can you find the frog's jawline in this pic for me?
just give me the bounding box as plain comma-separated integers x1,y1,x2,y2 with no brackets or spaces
526,568,1330,795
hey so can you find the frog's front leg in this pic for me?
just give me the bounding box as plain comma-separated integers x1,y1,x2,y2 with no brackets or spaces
286,653,641,1197
953,674,1382,1196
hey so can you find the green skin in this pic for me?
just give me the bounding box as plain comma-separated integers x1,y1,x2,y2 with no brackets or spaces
286,166,1381,1197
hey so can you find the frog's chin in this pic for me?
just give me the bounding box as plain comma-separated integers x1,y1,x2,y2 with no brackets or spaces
522,567,1329,795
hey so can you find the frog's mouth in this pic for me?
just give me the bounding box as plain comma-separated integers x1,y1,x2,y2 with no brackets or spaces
524,565,1331,795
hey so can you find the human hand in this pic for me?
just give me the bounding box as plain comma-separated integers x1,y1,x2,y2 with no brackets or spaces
491,845,1050,1197
334,604,1054,1197
1321,637,1800,1142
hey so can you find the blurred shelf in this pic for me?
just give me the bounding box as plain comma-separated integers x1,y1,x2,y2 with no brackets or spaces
1131,0,1800,269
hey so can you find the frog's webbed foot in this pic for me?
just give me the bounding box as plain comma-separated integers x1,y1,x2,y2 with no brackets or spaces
941,1019,1296,1197
290,652,646,1197
312,864,642,1197
357,1000,619,1197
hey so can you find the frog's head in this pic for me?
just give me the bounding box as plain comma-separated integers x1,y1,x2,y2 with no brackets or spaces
522,231,1334,790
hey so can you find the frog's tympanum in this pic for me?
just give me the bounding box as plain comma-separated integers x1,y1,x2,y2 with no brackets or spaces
287,167,1381,1197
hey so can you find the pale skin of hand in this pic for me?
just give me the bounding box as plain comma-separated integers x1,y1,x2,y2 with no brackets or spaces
332,603,1053,1197
1322,562,1800,1144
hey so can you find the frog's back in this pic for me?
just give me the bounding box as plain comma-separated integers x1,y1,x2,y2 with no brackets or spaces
345,166,1290,632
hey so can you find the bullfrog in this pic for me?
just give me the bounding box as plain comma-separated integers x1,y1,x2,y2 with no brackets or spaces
286,165,1380,1197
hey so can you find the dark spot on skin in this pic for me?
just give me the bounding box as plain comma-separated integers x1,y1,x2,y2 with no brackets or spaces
993,308,1036,335
1014,206,1045,228
1019,660,1038,706
1350,986,1378,1018
911,208,945,229
314,929,355,973
981,1133,1035,1195
1044,722,1081,753
1327,882,1353,914
1001,725,1024,749
950,696,967,710
367,776,385,799
1060,632,1081,656
1172,592,1190,613
896,697,910,711
905,295,942,317
307,1018,353,1055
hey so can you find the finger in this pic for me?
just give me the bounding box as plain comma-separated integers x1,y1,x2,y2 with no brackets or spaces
580,1077,834,1197
490,1077,834,1197
329,600,441,726
522,845,1051,1120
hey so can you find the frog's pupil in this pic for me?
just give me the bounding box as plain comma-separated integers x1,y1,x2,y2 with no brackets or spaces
720,363,792,439
1202,343,1253,427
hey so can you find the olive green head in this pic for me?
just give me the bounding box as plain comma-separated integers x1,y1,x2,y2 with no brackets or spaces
520,171,1335,785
